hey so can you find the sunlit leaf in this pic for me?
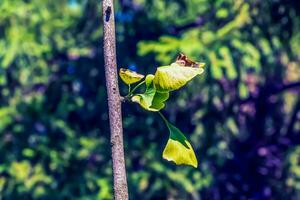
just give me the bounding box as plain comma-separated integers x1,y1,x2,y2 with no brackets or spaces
153,65,204,92
131,82,156,110
238,82,249,98
145,74,155,87
208,52,222,79
132,75,169,112
119,68,144,85
162,118,198,168
219,47,237,80
150,91,169,111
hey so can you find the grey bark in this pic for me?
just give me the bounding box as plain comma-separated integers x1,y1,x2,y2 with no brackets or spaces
102,0,129,199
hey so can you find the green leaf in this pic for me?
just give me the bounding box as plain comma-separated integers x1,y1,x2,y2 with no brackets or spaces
132,75,169,112
132,83,156,110
150,91,169,111
145,74,155,87
208,52,223,79
160,114,198,168
153,65,204,92
238,82,249,98
219,47,237,80
119,68,145,85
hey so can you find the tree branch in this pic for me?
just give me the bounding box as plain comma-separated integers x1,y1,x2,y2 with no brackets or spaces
270,81,300,95
102,1,128,199
240,81,300,104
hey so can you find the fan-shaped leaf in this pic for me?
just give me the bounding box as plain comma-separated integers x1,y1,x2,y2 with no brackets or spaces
119,68,144,85
162,119,198,168
132,75,169,112
150,91,169,111
153,65,204,92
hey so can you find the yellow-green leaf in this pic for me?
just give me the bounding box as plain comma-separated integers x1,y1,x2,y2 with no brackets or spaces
163,138,198,168
145,74,155,87
153,65,204,92
119,68,144,85
132,75,169,112
161,117,198,168
131,88,156,111
150,91,169,111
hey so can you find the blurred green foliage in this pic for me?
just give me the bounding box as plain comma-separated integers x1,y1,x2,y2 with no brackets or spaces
0,0,299,199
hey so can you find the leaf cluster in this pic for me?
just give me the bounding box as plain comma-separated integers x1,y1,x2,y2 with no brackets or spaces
119,56,205,168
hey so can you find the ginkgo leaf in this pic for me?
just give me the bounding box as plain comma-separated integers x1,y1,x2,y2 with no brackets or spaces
132,75,169,112
153,65,204,92
119,68,144,85
161,116,198,168
132,91,169,112
150,91,169,111
131,74,156,110
131,86,156,111
145,74,155,87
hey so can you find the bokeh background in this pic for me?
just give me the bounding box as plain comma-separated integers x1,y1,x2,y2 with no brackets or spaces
0,0,299,199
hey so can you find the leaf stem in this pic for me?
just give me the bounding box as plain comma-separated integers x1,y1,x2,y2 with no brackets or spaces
128,84,131,94
126,80,145,97
158,111,168,124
